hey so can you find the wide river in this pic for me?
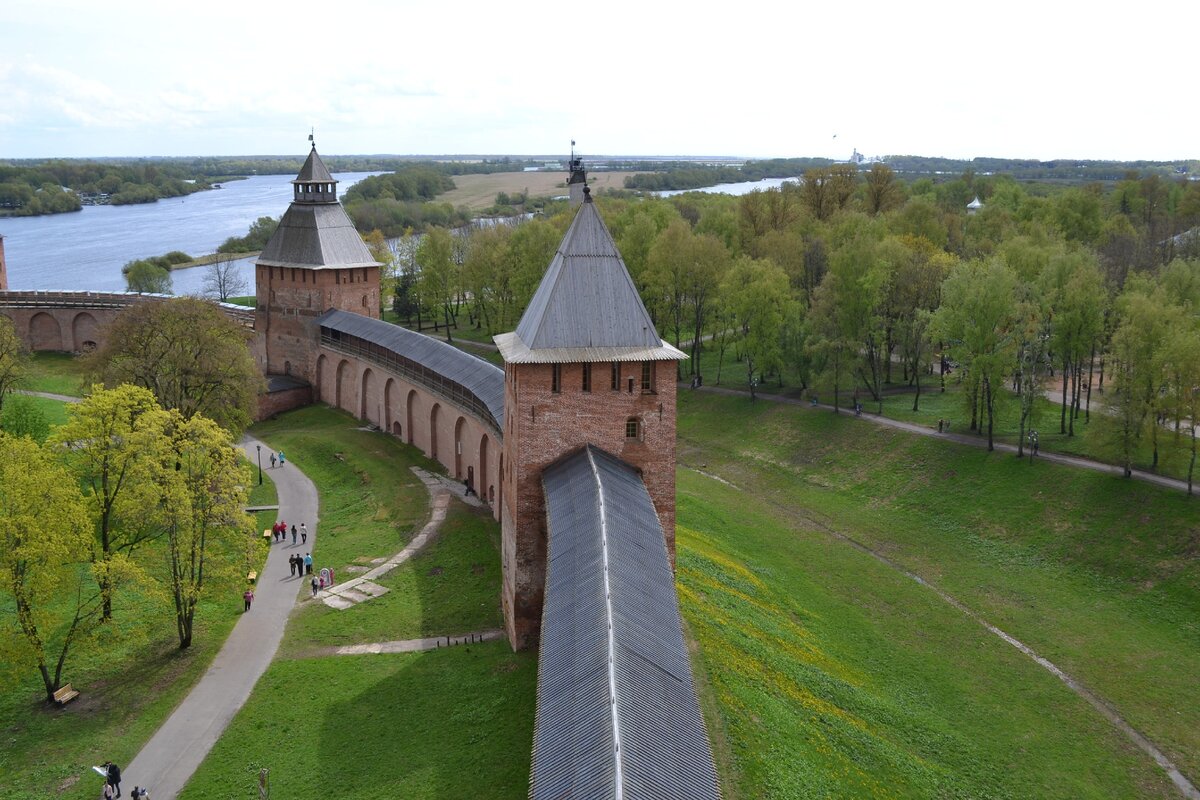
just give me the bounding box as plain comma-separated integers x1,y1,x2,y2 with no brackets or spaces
0,171,792,294
0,172,378,293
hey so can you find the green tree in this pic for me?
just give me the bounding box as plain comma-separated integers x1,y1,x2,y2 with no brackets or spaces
88,297,261,432
162,412,254,648
0,433,95,702
863,163,904,215
932,259,1020,450
51,385,171,621
124,259,173,294
0,315,28,415
0,394,50,443
416,227,459,341
722,257,792,399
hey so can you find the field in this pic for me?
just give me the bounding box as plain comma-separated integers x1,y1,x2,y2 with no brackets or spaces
179,405,535,799
437,170,644,210
676,391,1198,798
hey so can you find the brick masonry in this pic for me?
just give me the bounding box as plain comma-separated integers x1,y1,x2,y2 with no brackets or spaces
501,359,677,649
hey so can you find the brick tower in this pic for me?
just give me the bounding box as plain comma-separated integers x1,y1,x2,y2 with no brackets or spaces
495,182,686,649
255,144,380,381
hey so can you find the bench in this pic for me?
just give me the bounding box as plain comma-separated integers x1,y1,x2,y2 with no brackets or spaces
247,571,258,584
262,528,272,540
53,684,79,705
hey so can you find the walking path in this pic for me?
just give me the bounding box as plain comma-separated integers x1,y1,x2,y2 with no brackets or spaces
693,385,1192,494
14,388,81,403
121,436,318,800
296,629,506,658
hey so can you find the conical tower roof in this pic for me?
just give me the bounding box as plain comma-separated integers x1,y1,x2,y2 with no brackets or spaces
495,192,684,364
256,146,378,270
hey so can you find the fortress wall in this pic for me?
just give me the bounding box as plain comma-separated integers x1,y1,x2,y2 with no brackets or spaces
313,345,502,521
0,305,122,352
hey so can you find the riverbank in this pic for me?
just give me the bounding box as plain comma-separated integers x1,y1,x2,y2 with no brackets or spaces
168,251,260,270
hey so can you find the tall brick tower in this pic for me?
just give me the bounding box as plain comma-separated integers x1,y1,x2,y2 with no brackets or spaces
0,234,8,291
495,182,686,649
255,144,380,381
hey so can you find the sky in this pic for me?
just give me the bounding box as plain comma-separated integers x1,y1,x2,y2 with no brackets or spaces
1,0,1197,162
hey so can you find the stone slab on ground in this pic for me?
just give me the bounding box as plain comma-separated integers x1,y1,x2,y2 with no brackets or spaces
322,594,355,610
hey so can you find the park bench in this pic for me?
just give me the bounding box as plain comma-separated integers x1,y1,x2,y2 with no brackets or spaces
262,528,271,540
247,571,258,584
53,684,79,705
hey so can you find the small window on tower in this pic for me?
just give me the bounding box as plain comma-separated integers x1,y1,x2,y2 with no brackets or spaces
582,363,592,393
625,417,641,440
611,361,619,390
641,362,655,393
551,364,562,393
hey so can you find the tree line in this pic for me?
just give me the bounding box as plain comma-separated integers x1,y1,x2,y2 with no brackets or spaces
394,164,1200,491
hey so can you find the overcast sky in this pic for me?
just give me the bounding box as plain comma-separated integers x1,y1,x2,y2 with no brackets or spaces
1,0,1195,162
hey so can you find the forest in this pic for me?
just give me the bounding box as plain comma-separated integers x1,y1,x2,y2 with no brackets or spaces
389,163,1200,488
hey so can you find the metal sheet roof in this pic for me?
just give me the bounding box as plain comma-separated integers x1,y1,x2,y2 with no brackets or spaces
494,332,686,365
316,309,504,430
515,200,663,351
257,203,379,270
531,445,721,800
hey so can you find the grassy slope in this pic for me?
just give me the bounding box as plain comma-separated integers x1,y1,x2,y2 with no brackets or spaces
180,405,533,799
22,352,91,397
676,391,1197,798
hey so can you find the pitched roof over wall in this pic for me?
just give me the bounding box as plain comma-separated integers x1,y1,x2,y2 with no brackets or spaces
316,309,504,431
531,445,721,800
499,197,683,364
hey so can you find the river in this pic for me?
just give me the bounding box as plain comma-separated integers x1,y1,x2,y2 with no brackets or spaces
657,176,802,198
0,172,378,293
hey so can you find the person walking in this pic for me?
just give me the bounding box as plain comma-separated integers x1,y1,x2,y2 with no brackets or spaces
291,524,297,545
105,761,122,798
311,575,319,596
304,553,313,575
288,554,297,577
243,587,254,612
270,452,277,469
300,523,308,544
278,451,286,466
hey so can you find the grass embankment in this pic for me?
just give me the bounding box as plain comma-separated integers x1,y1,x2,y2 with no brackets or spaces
169,251,258,270
0,458,274,800
676,391,1197,798
180,405,533,800
437,170,642,210
686,342,1196,483
22,351,91,397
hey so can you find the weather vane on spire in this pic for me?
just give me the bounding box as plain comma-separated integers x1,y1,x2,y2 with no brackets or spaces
309,127,315,149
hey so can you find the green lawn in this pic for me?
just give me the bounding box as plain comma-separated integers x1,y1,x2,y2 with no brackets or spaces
181,404,533,799
22,351,92,396
177,642,536,800
676,391,1197,798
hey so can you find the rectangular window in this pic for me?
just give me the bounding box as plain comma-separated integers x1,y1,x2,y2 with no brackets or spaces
551,364,562,393
611,361,619,390
626,418,640,439
582,363,592,393
641,362,654,393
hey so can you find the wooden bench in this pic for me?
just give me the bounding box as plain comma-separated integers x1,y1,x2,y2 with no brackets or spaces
247,571,258,584
262,528,272,540
53,684,79,705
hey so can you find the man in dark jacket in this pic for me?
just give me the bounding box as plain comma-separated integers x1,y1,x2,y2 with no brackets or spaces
105,761,122,798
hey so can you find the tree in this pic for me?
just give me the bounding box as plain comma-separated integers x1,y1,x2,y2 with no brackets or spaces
722,257,793,399
863,163,904,215
932,259,1020,450
800,166,857,221
1161,325,1200,494
124,259,173,294
0,394,50,443
51,385,170,621
201,253,249,302
0,433,94,702
162,413,254,648
87,297,261,432
0,315,28,415
416,227,459,341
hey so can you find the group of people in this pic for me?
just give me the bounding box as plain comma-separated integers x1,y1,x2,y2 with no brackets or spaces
271,520,307,545
268,450,286,469
99,761,149,799
290,552,313,577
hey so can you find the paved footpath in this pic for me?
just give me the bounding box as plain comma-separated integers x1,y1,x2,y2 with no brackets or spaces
122,435,318,800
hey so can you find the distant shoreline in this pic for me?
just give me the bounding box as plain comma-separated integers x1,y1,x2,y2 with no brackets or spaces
168,251,260,270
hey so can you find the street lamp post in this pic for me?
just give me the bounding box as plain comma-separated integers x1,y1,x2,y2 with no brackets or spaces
256,444,263,486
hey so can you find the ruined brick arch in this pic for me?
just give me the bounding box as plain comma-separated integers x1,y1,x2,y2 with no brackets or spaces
360,367,377,426
29,312,62,351
454,416,466,478
406,389,417,445
429,403,441,459
71,312,99,352
334,359,353,413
